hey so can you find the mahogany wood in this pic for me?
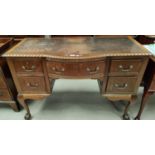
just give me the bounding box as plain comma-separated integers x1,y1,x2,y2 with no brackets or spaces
109,59,144,76
14,59,43,74
106,77,138,94
3,36,151,120
46,61,105,77
18,76,46,93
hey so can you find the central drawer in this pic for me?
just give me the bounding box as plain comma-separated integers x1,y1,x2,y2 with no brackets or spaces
18,76,46,92
46,61,105,77
106,77,138,94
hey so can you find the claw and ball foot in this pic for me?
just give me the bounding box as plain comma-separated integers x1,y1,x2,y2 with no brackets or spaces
122,95,137,120
24,113,32,120
122,113,130,120
134,116,140,120
122,101,131,120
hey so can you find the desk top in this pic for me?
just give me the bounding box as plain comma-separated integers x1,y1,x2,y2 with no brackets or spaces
3,36,151,59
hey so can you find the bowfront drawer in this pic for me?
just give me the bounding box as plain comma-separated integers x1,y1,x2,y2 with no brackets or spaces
46,61,105,77
106,77,138,94
79,61,105,76
18,76,46,92
46,62,78,76
109,59,143,75
14,60,43,74
0,89,12,100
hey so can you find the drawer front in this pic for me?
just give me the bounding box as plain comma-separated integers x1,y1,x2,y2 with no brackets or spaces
109,59,143,75
0,75,7,89
0,89,12,101
46,61,105,77
14,60,43,74
79,61,105,76
18,76,46,92
46,62,78,76
106,77,138,93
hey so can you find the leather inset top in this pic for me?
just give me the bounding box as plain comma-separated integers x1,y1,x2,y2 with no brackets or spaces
3,36,151,59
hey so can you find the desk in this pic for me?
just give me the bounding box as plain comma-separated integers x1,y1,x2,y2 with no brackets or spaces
3,36,150,120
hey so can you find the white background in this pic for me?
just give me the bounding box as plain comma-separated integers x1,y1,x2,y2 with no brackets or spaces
0,0,155,34
0,0,155,155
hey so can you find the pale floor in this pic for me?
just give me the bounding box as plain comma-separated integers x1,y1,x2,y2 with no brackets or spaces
0,80,155,120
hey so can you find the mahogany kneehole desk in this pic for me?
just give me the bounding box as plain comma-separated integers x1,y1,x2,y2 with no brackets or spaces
3,36,151,120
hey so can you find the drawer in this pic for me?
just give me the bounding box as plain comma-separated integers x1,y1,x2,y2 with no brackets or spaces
14,60,43,74
0,89,12,101
106,77,138,94
79,61,105,76
46,61,105,77
109,59,143,75
18,76,46,92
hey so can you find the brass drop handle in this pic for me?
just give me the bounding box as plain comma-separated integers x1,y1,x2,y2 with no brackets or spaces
52,67,65,73
27,82,39,88
114,83,128,89
86,66,100,74
119,65,133,72
22,65,36,72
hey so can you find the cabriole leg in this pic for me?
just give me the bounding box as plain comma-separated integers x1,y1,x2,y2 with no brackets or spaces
18,94,32,120
134,92,153,120
122,101,131,120
122,95,137,120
